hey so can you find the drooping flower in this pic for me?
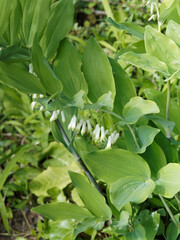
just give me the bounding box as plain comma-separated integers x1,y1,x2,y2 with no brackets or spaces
31,101,37,110
50,110,60,122
81,121,86,135
68,115,77,130
106,136,112,149
76,119,84,131
86,119,92,132
61,111,66,123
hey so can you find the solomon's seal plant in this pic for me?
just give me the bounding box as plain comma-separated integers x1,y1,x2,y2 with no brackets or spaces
0,0,180,239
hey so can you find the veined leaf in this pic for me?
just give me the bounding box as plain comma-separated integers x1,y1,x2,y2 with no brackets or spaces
144,88,180,135
159,0,179,24
32,39,63,95
0,62,45,94
109,58,136,115
21,0,51,47
106,17,145,39
155,163,180,198
110,176,155,210
145,25,180,74
40,0,74,59
141,142,167,178
32,202,93,221
69,171,112,220
125,223,147,240
0,0,13,35
82,37,116,103
121,96,159,124
120,52,170,76
166,20,180,47
54,39,88,98
82,149,151,184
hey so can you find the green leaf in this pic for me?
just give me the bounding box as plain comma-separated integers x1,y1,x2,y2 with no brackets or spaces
29,162,79,197
40,0,74,59
166,20,180,47
0,0,13,36
136,126,160,154
120,52,170,76
139,210,160,240
159,0,179,24
166,214,180,240
106,17,145,39
82,149,151,184
155,131,178,164
69,171,112,220
0,145,30,191
121,96,159,124
155,163,180,198
22,0,51,47
109,58,136,115
32,39,63,95
0,192,10,234
144,88,180,135
110,176,154,210
125,223,147,240
53,39,88,98
32,202,93,221
141,142,167,178
145,25,180,74
0,62,45,94
82,37,116,103
6,0,22,45
0,45,30,63
74,218,97,238
84,91,113,110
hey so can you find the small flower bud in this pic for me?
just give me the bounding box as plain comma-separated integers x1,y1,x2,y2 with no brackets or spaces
61,111,66,123
68,115,77,130
32,94,37,99
29,63,33,74
39,94,44,98
40,105,44,111
81,121,86,135
94,125,100,141
76,119,84,131
86,119,92,132
31,101,36,110
106,136,112,149
50,110,59,122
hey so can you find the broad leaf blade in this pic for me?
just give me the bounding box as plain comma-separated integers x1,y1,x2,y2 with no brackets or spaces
22,0,51,47
122,96,159,124
166,20,180,47
32,39,63,95
40,0,74,59
155,163,180,198
110,176,155,210
107,17,145,39
109,58,136,115
82,149,151,184
120,52,170,76
0,62,45,94
32,202,93,221
159,0,179,24
54,39,88,98
69,171,112,220
82,37,116,103
141,142,167,178
145,25,180,73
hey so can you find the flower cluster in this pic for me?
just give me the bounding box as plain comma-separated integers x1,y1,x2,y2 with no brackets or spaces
68,115,119,149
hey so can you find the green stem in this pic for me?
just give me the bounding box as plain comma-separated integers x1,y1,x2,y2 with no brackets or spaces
155,3,161,32
159,194,180,230
55,119,104,195
175,193,180,210
127,124,140,149
166,80,171,139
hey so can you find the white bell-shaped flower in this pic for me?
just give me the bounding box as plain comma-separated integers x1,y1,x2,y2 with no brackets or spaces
50,110,60,122
106,136,112,149
61,111,66,123
86,119,92,132
76,119,84,131
68,115,77,130
81,121,86,135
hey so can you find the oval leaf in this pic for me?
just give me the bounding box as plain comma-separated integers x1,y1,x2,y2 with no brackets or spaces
32,202,93,221
155,163,180,198
122,96,159,124
69,171,112,220
82,149,151,184
82,37,116,103
110,176,155,210
54,39,88,98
